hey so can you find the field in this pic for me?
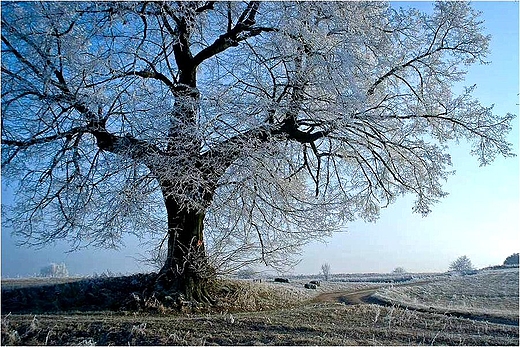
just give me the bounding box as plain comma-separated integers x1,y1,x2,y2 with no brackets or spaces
372,268,519,322
1,268,518,345
0,277,85,290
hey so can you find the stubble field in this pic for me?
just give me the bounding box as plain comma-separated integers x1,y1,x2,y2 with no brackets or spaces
1,268,518,345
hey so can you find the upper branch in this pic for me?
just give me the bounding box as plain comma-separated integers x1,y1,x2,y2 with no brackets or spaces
367,47,443,96
192,2,277,67
2,126,88,148
195,1,215,14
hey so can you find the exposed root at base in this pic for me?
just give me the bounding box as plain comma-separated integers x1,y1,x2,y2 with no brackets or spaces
132,272,217,313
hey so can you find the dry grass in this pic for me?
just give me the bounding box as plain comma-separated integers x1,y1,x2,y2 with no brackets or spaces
210,278,309,312
2,270,518,345
2,303,518,345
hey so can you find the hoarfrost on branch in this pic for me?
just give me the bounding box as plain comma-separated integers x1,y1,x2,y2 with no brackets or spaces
1,2,515,274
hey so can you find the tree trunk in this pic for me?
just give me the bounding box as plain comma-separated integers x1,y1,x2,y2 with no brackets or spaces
153,196,215,303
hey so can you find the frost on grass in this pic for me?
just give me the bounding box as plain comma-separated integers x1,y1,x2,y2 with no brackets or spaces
215,279,316,311
373,268,519,318
215,275,385,313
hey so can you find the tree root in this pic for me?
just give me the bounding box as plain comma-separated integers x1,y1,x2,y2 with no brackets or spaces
137,271,216,312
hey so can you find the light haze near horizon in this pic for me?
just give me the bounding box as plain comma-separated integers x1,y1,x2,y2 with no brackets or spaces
1,2,518,278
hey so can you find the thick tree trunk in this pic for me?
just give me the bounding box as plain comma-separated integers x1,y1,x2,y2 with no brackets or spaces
151,46,214,302
154,196,215,303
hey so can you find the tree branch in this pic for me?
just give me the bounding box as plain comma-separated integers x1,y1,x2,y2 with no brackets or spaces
2,126,89,148
192,2,276,67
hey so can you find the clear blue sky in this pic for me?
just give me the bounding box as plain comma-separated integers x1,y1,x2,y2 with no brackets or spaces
1,1,519,277
294,1,520,275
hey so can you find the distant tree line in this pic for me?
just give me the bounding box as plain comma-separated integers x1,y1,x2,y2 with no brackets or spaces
449,253,519,273
503,253,519,266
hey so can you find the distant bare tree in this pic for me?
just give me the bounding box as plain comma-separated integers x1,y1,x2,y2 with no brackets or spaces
40,263,69,278
392,267,406,274
449,255,474,274
321,263,331,281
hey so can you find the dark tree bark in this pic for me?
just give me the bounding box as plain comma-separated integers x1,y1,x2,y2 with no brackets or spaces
128,1,276,303
2,1,514,310
155,197,214,302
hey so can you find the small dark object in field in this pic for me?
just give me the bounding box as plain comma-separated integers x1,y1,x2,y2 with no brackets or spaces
309,280,321,286
304,283,318,289
253,279,262,283
274,278,289,283
463,270,478,275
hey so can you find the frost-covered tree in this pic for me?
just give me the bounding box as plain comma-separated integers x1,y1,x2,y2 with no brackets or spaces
2,2,515,301
40,263,69,278
321,263,331,281
392,267,406,274
449,255,475,273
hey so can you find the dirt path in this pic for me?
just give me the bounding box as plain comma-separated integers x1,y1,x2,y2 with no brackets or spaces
311,280,519,327
312,286,380,304
312,280,433,305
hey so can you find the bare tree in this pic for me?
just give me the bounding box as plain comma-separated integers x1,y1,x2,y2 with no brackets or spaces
40,263,69,278
1,2,515,301
321,263,331,281
392,267,406,274
449,255,475,274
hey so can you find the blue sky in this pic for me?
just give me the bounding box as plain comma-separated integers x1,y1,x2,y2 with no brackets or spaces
1,1,519,277
294,1,520,275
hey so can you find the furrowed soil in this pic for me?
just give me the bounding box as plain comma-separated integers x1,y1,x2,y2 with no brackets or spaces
2,270,518,346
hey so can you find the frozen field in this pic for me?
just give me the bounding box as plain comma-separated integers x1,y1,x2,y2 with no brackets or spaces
373,268,519,319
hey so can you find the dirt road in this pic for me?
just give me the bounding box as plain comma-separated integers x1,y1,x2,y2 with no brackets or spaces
312,280,433,305
312,286,380,305
312,280,519,326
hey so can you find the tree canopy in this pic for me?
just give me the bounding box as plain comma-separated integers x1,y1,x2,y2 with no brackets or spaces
1,2,515,289
449,255,475,273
